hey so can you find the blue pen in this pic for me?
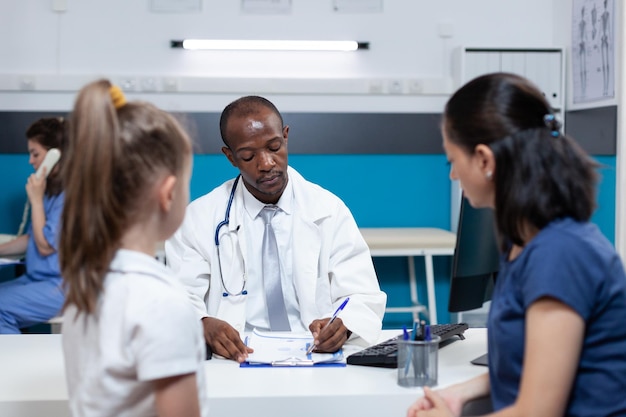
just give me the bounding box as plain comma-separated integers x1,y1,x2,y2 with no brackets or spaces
424,324,432,341
402,325,409,341
411,320,420,341
306,297,350,355
404,322,417,376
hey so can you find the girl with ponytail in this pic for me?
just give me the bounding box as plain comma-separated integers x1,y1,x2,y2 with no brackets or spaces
60,79,209,417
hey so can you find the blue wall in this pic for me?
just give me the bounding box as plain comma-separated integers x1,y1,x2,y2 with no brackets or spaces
0,153,617,328
187,153,617,328
0,155,34,234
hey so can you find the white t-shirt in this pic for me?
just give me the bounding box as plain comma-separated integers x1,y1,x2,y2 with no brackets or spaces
62,249,209,417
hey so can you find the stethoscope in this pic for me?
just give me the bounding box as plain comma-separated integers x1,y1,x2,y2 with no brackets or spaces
214,174,248,297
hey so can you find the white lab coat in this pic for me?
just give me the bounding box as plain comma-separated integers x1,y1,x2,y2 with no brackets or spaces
166,167,386,345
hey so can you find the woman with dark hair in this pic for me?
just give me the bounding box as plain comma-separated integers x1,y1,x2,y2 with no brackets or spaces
408,73,626,417
0,117,66,333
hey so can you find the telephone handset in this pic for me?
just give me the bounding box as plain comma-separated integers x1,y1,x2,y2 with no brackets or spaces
16,148,62,236
35,148,61,179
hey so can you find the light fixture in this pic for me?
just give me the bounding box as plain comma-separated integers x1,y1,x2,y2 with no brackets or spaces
170,39,369,52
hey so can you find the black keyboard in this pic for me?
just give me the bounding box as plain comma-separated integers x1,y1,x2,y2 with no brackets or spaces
346,323,469,368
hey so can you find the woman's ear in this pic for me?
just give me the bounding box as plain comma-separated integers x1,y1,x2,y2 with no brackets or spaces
158,175,177,213
474,144,496,178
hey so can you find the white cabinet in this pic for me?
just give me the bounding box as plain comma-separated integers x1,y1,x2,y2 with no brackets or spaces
453,47,565,112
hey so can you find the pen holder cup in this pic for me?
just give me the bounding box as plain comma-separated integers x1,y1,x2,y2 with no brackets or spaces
396,336,440,388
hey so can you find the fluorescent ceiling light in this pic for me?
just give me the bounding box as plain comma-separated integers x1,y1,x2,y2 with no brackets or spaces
170,40,369,51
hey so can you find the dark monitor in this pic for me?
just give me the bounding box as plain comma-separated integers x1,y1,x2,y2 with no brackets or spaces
448,195,500,313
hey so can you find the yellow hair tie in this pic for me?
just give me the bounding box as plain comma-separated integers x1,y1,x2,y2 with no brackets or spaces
109,85,127,109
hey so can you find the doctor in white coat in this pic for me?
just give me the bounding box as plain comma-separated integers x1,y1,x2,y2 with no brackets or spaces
166,96,386,362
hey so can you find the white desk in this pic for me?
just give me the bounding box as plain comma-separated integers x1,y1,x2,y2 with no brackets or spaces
0,329,488,417
360,228,457,324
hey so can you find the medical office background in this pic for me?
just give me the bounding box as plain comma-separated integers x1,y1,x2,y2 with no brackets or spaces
0,0,624,328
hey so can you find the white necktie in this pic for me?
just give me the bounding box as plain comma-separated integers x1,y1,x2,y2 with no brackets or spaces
260,206,291,331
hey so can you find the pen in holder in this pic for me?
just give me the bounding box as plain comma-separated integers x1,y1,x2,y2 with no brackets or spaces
403,320,423,376
396,334,440,388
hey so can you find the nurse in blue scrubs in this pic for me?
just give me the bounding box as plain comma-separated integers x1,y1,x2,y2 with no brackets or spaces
0,117,66,333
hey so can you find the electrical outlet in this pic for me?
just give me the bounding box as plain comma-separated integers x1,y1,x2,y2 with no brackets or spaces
368,80,384,94
162,77,179,92
387,79,404,94
119,78,137,92
19,76,36,90
140,77,158,92
408,79,423,94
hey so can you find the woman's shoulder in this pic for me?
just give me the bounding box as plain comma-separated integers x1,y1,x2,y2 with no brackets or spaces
529,218,617,264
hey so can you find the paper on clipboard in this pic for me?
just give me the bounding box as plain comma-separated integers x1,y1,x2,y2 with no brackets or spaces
241,328,346,367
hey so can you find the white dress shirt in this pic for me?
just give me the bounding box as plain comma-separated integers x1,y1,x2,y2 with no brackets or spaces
241,177,306,331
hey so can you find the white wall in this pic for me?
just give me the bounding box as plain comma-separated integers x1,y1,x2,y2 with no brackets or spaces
2,1,623,253
615,1,625,259
0,0,559,112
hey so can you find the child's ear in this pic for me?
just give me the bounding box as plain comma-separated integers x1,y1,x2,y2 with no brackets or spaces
158,175,177,213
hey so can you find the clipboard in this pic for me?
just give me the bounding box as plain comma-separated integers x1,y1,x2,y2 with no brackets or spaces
241,329,346,368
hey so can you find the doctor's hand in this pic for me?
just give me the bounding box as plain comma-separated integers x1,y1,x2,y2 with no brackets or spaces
201,317,253,363
308,317,349,353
